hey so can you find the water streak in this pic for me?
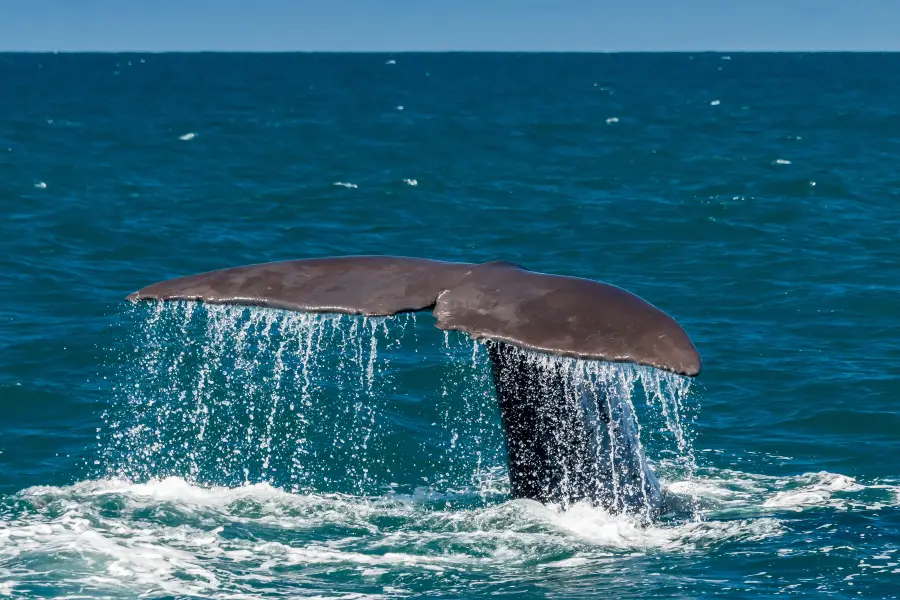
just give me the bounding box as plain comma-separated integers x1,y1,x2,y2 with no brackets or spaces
492,347,696,519
100,303,697,514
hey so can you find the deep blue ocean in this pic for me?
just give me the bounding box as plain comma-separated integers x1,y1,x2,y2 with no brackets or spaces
1,53,899,598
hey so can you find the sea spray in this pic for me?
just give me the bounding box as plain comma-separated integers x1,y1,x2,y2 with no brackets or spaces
100,302,698,514
101,303,389,491
435,333,507,500
489,345,697,520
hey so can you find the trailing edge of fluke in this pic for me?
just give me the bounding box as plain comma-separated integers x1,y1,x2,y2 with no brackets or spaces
126,255,701,376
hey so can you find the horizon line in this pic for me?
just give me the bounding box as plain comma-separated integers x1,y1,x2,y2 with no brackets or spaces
2,49,900,54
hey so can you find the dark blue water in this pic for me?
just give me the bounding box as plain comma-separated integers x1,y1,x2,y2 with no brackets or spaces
2,52,899,598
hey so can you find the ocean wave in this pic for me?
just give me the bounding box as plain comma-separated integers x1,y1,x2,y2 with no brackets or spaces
665,468,900,515
0,474,795,598
7,468,892,598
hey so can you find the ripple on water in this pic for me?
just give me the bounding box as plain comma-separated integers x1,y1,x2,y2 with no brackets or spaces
5,469,898,598
0,476,784,598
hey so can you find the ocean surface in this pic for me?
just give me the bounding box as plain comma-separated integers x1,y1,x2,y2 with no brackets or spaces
1,52,899,599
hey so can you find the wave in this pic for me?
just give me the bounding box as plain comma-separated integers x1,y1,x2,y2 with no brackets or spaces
3,469,896,598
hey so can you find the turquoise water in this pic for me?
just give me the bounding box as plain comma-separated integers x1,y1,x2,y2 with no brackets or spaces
2,52,899,598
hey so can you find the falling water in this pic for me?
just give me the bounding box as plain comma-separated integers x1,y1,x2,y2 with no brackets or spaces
489,346,698,520
99,302,696,514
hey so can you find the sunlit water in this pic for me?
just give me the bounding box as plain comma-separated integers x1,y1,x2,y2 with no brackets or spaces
4,303,898,598
2,53,900,598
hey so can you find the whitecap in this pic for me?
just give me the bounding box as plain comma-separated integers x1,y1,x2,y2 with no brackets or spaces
10,477,783,556
546,557,591,568
179,132,197,141
606,117,619,124
763,472,865,510
402,179,418,186
334,182,358,189
9,469,894,597
710,100,721,106
667,467,894,514
34,181,47,189
775,158,791,165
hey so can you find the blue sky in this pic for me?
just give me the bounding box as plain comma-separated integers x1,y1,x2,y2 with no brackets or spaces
3,0,899,52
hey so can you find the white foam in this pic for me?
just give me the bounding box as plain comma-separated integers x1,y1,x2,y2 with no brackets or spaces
402,178,417,186
385,59,396,65
710,100,721,106
179,132,197,141
546,556,591,568
33,181,47,189
334,182,358,189
775,158,791,165
763,472,865,510
664,467,895,516
606,117,619,124
7,466,894,597
521,499,680,549
11,477,783,550
0,475,793,597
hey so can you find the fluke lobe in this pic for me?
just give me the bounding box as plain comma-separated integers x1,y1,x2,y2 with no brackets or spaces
127,255,701,514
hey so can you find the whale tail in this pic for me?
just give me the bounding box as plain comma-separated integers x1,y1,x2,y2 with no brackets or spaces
126,255,700,515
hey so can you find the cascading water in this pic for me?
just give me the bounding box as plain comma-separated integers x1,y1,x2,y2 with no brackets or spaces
98,302,698,518
99,302,508,500
486,341,698,520
7,301,890,600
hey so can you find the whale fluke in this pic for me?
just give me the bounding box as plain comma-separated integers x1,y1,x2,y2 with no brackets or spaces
127,255,700,376
127,255,702,516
